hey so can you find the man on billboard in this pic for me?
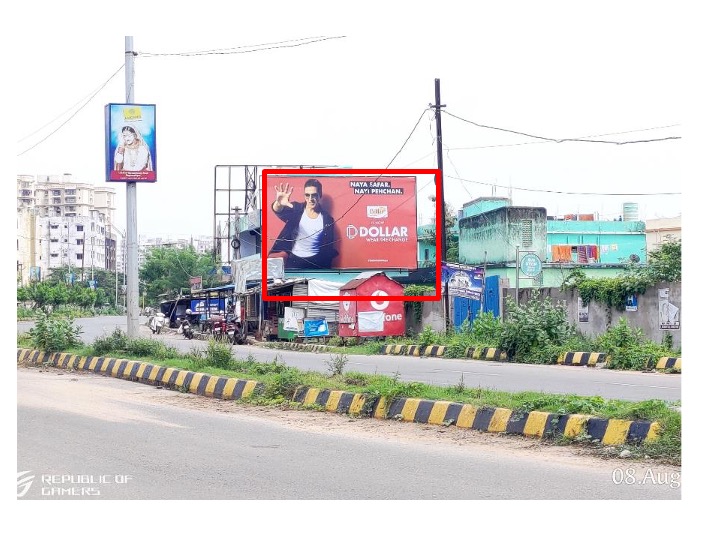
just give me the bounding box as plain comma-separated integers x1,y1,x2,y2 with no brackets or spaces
269,179,338,270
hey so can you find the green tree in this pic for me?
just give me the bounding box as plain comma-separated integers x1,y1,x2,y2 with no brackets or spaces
644,239,681,282
140,246,221,305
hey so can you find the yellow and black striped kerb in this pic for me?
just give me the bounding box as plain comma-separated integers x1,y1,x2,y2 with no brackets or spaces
18,348,661,445
18,349,264,401
290,385,661,445
405,345,422,356
465,347,508,361
381,344,407,355
557,352,607,367
421,345,446,357
656,357,681,371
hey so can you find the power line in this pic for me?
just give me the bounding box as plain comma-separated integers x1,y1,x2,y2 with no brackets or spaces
138,36,346,57
266,108,432,270
17,64,125,157
442,110,681,146
447,124,682,151
444,174,681,196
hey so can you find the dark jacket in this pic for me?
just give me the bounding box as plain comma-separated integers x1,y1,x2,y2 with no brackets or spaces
269,203,338,268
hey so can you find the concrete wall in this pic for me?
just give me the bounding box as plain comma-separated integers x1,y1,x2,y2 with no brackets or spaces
504,282,682,348
402,282,682,348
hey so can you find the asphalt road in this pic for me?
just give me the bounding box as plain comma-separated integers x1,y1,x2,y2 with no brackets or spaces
17,315,681,402
17,367,681,500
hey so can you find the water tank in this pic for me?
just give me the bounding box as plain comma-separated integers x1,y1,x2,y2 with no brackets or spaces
622,202,639,222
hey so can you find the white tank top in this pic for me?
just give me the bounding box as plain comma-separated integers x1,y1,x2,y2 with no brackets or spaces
292,212,324,257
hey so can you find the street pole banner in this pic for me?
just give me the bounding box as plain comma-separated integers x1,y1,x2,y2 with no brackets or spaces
105,103,157,182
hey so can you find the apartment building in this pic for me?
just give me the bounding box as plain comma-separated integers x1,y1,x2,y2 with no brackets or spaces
16,174,118,285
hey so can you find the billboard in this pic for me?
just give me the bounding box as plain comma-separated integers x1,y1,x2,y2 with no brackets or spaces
442,264,485,300
263,174,418,270
105,103,157,182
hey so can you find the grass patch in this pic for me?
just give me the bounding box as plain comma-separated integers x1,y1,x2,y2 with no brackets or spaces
18,333,681,464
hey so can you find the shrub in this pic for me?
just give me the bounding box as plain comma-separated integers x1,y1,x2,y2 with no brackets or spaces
90,328,129,356
27,313,82,352
593,318,673,370
263,369,303,400
499,292,572,362
417,325,439,347
325,353,349,376
470,312,503,345
205,338,234,369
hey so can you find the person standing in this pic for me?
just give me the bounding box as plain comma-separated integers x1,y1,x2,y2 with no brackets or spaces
269,179,338,269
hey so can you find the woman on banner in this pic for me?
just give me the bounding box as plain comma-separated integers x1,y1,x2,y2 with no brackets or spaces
114,125,153,172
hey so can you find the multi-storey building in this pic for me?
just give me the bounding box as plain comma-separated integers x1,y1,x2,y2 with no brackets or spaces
16,174,118,285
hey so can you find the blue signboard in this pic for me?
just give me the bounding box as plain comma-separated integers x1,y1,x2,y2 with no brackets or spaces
190,298,225,314
304,319,329,337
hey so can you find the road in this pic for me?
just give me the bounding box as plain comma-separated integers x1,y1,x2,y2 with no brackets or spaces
17,366,681,500
17,316,681,402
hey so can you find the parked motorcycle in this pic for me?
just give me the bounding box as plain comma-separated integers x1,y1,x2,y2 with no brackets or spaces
177,309,194,340
148,312,166,334
209,312,242,344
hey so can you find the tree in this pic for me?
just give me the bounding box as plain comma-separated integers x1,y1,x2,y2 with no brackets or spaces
140,246,222,305
426,200,459,263
644,239,681,282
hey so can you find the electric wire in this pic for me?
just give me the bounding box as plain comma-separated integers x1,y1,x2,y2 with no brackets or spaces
444,174,680,196
267,108,432,270
17,64,125,157
137,36,346,57
442,110,681,146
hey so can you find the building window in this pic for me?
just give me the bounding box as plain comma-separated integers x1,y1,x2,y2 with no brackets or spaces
50,224,59,229
66,189,76,195
424,248,429,260
51,238,59,243
77,225,84,232
76,254,83,260
52,190,61,196
76,239,83,245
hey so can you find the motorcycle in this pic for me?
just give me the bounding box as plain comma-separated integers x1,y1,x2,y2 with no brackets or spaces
209,313,242,344
147,312,166,334
177,309,194,340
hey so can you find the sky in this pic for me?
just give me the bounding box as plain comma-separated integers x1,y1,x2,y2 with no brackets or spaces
10,2,688,240
7,0,719,531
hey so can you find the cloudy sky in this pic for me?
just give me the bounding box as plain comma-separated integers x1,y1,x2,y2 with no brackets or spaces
12,2,686,239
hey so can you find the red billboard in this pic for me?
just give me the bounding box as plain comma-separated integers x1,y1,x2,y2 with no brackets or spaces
263,173,418,271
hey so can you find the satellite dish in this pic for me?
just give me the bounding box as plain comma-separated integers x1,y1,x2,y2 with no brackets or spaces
629,254,640,263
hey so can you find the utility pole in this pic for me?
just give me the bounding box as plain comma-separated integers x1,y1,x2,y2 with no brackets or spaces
431,78,449,331
125,36,140,337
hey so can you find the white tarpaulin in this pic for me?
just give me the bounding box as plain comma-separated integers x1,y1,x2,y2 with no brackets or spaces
231,257,284,293
358,311,384,332
308,279,342,304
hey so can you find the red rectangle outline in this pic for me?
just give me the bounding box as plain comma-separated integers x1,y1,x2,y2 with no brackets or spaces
261,168,442,302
